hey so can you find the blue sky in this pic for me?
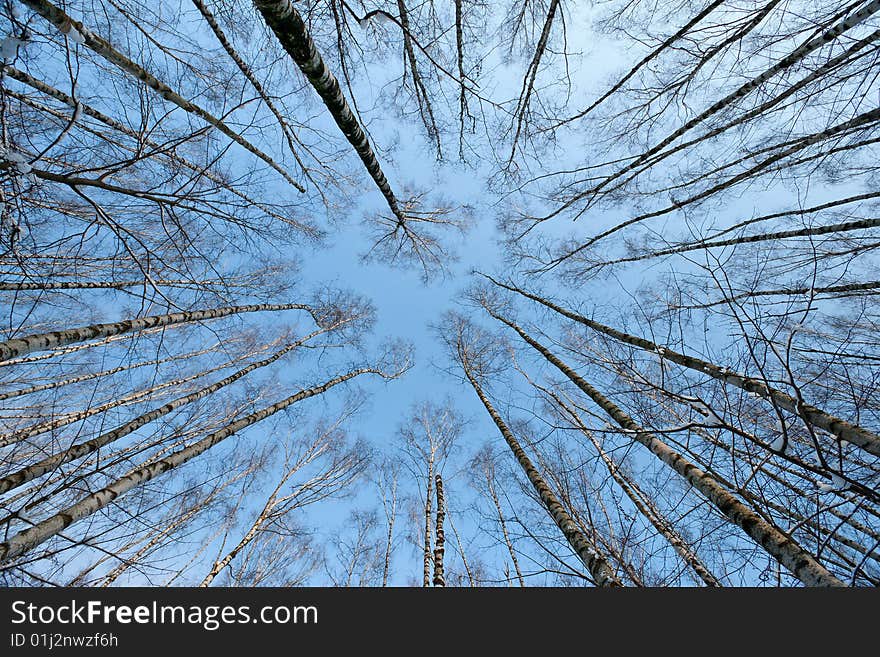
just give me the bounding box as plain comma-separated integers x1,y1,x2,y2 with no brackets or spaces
4,0,877,586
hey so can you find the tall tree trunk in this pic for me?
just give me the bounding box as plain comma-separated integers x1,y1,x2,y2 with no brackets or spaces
507,0,559,164
395,0,441,157
422,457,434,587
0,358,241,448
380,475,397,587
453,0,467,159
0,327,332,494
447,511,475,586
0,366,386,563
595,215,880,269
432,473,446,586
0,343,218,401
253,0,407,225
484,466,525,586
200,509,271,587
487,309,844,587
549,391,722,586
0,324,181,368
458,341,622,587
643,390,880,564
683,280,880,310
486,277,880,457
0,302,312,362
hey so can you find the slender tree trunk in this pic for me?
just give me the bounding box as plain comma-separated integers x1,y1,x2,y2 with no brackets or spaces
0,366,385,563
557,105,880,257
423,457,434,587
446,511,475,586
0,328,330,494
381,513,395,587
596,215,880,269
0,324,180,368
253,0,407,225
0,358,241,448
486,277,880,457
432,473,446,586
508,0,559,163
550,391,722,586
484,468,525,586
488,309,844,587
683,280,880,310
0,344,218,401
380,477,397,587
458,344,622,587
0,302,312,362
691,433,880,566
200,509,271,587
454,0,467,159
658,413,880,571
645,392,880,560
395,0,441,157
0,280,239,291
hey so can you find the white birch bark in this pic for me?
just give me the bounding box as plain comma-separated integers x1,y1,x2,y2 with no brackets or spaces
487,277,880,458
488,310,845,587
0,302,312,362
459,344,623,587
0,366,386,563
253,0,407,225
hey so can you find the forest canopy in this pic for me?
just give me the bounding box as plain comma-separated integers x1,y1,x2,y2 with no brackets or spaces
0,0,878,587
